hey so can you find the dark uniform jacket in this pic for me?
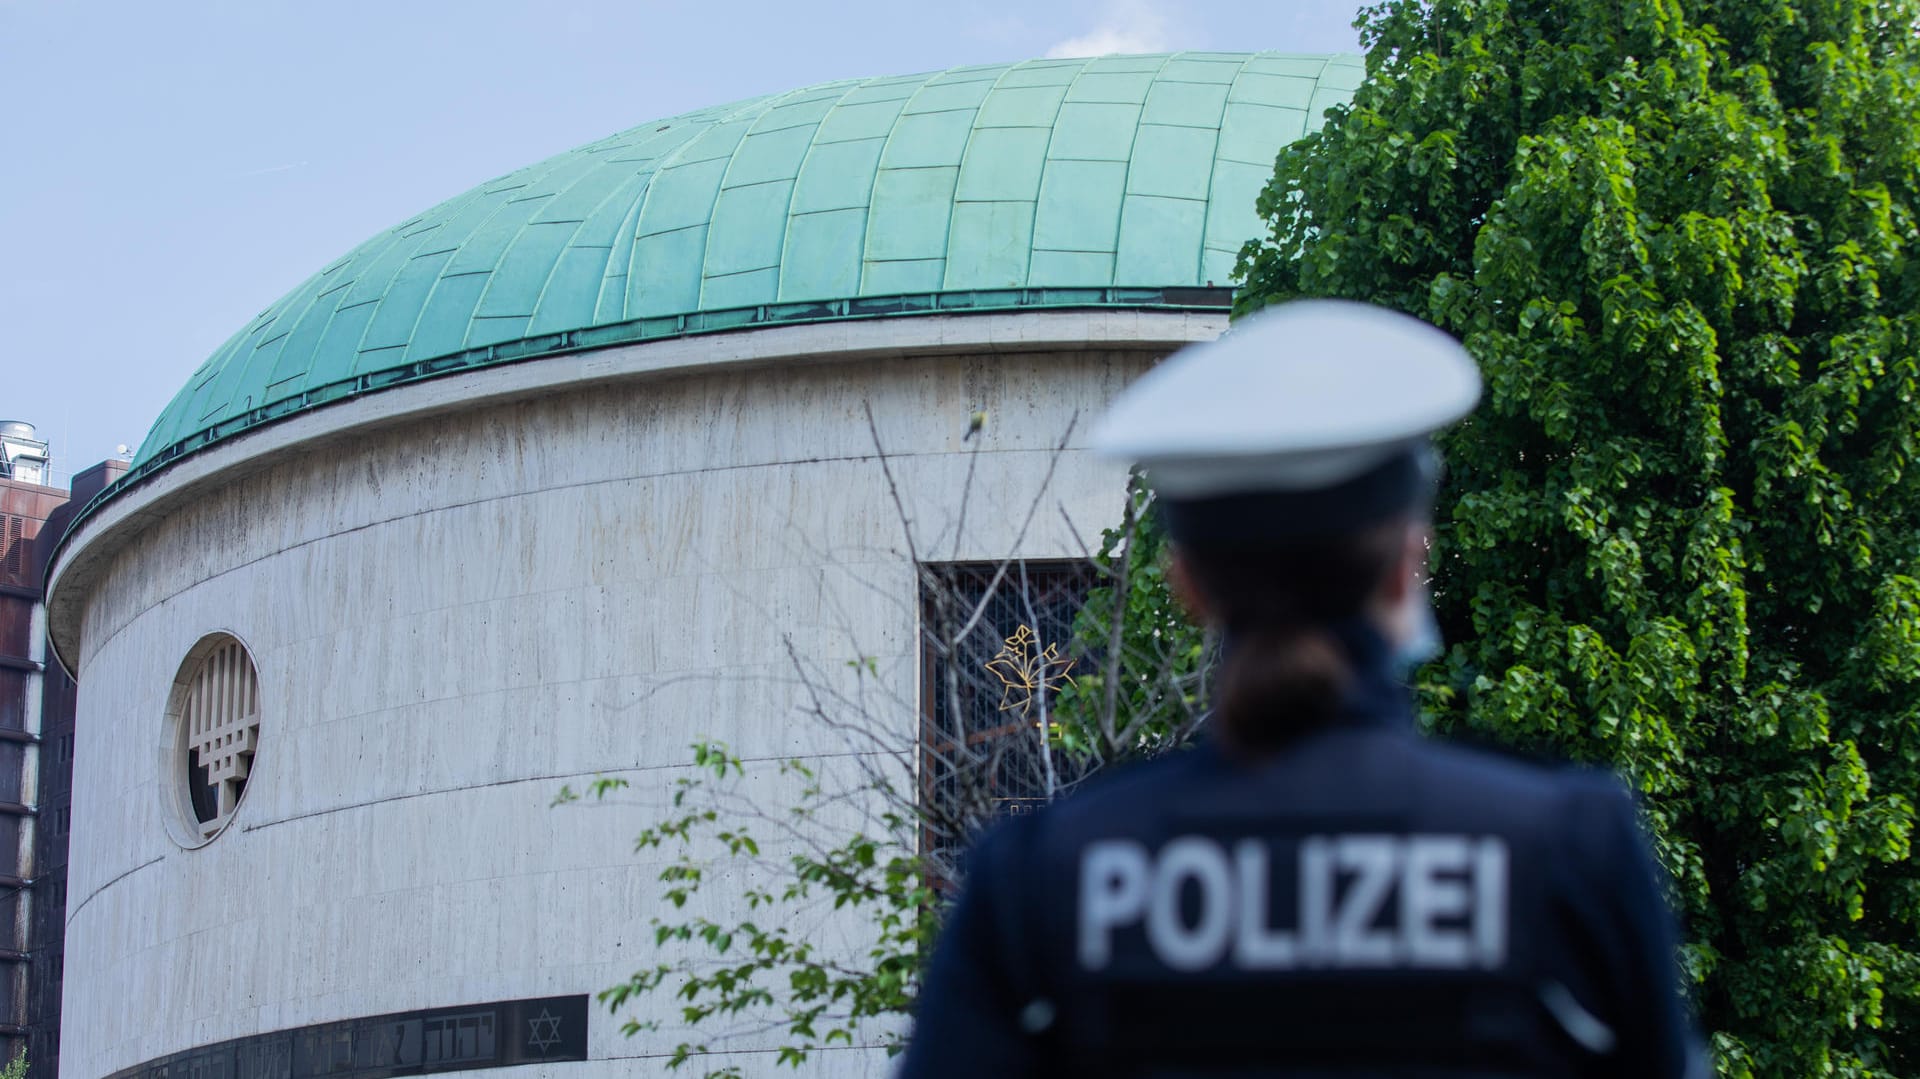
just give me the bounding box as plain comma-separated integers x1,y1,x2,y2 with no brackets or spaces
899,629,1703,1078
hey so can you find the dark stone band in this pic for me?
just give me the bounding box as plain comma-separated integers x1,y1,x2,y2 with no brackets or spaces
101,994,589,1079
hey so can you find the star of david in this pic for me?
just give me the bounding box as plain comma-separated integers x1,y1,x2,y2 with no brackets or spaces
527,1008,564,1053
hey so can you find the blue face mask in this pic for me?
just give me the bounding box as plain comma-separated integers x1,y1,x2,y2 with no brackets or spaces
1392,590,1444,680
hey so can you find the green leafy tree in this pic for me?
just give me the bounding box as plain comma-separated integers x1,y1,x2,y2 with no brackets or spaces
1234,1,1920,1074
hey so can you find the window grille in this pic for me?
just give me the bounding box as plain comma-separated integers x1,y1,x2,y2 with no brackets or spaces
171,636,260,840
919,562,1094,865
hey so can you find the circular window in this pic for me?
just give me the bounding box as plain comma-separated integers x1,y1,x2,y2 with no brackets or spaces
163,634,261,845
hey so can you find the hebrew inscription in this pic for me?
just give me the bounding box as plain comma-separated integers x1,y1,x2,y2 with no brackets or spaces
102,995,587,1079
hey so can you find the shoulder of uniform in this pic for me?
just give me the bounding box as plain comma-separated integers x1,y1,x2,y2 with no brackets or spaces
991,745,1212,856
1416,732,1622,788
1052,744,1209,812
1397,736,1641,837
1405,729,1582,779
1420,729,1566,768
1426,740,1652,867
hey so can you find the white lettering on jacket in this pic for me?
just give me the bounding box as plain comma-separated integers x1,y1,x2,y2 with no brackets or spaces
1077,834,1510,972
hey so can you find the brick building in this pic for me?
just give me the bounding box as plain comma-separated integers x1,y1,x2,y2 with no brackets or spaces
0,429,124,1077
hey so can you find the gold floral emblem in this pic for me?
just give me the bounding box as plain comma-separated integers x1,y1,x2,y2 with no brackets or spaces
983,624,1077,720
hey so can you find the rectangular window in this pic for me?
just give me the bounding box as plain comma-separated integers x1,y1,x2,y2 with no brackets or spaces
0,514,24,587
919,561,1094,865
0,670,24,731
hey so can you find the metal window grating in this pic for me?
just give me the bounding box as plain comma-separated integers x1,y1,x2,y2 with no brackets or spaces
181,638,259,833
919,561,1094,864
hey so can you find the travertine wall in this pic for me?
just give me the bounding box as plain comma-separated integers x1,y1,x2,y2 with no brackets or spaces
56,339,1170,1078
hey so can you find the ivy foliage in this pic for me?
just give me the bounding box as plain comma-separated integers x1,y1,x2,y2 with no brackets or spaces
1052,475,1215,761
1235,1,1920,1074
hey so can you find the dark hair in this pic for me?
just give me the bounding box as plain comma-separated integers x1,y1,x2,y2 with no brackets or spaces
1178,521,1406,753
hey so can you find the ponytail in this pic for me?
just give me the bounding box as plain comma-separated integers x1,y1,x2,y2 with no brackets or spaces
1179,521,1406,754
1216,623,1352,753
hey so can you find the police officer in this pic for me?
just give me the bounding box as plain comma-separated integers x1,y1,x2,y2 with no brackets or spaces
897,300,1705,1078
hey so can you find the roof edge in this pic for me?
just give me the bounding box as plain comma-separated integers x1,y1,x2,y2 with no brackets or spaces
134,286,1231,478
47,304,1230,675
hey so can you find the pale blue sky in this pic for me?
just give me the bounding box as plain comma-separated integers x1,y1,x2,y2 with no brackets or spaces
1,0,1365,486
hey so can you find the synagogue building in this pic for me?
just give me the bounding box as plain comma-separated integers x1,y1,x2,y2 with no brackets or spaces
42,52,1360,1078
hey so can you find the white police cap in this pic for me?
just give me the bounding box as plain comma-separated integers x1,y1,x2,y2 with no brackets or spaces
1094,299,1480,494
1090,299,1481,540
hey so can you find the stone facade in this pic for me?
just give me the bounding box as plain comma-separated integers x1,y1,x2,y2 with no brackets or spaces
46,312,1222,1077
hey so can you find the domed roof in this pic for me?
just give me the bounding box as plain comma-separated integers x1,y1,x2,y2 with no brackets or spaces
135,52,1362,471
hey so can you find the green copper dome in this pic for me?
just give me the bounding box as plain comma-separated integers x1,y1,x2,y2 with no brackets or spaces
136,52,1362,471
